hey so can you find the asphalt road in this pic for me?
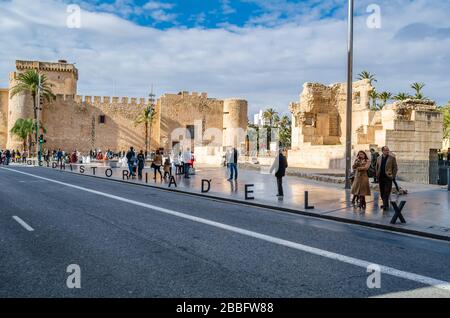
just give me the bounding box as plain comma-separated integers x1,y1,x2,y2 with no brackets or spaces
0,166,449,298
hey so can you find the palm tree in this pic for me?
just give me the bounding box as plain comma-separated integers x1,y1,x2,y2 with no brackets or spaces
357,71,377,86
273,114,280,127
10,118,33,152
411,82,426,100
441,102,450,139
279,115,292,148
393,92,413,101
9,70,55,144
10,118,46,154
378,91,392,108
135,105,157,153
368,90,379,110
262,108,278,127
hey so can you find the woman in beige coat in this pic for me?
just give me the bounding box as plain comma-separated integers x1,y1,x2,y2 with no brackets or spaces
351,151,371,209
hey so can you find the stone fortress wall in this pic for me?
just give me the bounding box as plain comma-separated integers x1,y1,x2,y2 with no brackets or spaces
289,79,443,184
40,94,147,153
1,60,248,158
153,91,248,164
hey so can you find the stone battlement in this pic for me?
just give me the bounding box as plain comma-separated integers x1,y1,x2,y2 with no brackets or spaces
15,60,78,79
162,91,209,99
54,94,152,107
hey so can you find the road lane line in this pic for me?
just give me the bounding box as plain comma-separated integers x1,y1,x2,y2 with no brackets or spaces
2,167,450,292
12,216,34,232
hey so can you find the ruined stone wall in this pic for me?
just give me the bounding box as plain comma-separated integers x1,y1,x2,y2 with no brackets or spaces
157,92,225,151
289,80,443,183
382,102,443,183
0,89,8,149
291,80,373,147
41,95,146,153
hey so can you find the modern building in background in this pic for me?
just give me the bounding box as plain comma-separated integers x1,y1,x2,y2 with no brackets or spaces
253,110,270,127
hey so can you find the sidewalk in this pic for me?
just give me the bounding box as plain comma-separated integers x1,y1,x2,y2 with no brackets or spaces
34,162,450,241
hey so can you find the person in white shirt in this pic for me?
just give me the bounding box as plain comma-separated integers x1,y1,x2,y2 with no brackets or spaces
182,148,192,178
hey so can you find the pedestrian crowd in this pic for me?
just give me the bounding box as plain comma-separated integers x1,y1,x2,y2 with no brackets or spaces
1,143,402,212
124,147,196,181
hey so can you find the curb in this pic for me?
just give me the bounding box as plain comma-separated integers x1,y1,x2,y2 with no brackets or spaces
36,165,450,242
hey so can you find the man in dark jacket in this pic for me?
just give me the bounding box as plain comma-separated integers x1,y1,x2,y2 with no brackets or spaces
270,148,288,198
376,146,398,211
126,147,136,177
5,149,11,165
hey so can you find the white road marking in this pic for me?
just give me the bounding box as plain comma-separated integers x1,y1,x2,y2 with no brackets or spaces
2,167,450,292
12,216,34,232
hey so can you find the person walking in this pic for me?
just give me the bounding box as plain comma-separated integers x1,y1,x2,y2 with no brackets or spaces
351,151,371,210
172,152,181,175
5,149,11,165
137,150,145,179
126,147,136,177
163,157,172,179
270,148,288,198
369,148,380,183
227,147,239,181
152,150,163,181
376,146,398,211
56,149,63,165
71,150,78,164
182,148,192,179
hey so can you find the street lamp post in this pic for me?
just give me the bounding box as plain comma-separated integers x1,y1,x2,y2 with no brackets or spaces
345,0,354,189
36,73,42,163
148,84,156,154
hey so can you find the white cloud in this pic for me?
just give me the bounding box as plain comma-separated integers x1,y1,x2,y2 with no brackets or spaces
143,1,175,11
189,12,206,27
150,9,177,23
0,0,449,120
221,0,236,15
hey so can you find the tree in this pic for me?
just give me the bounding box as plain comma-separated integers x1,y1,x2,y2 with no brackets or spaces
273,114,280,127
393,92,413,101
357,71,377,86
9,70,55,145
10,118,46,154
411,82,426,100
368,90,379,110
378,91,392,108
441,102,450,139
135,105,157,153
262,108,278,127
278,115,292,148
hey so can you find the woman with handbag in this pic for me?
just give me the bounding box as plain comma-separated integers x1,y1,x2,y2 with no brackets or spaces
351,151,371,210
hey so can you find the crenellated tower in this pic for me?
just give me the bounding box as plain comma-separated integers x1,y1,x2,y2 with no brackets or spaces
6,60,79,150
223,98,248,148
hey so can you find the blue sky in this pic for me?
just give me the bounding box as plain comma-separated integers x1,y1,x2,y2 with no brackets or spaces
84,0,261,28
0,0,449,116
67,0,346,29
